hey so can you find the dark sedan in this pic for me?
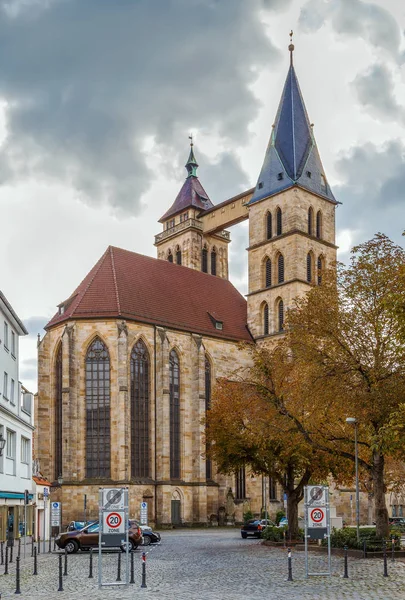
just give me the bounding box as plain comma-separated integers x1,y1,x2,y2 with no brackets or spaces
241,518,275,539
55,520,142,553
142,530,161,546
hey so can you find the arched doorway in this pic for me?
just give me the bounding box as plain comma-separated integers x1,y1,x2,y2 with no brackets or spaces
171,490,181,525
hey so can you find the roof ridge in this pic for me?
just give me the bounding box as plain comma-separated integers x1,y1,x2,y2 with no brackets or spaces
109,246,121,315
72,247,111,316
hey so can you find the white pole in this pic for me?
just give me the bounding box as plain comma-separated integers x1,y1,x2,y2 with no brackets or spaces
43,496,46,554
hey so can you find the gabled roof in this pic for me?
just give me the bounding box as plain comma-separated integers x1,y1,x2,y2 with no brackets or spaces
249,63,336,206
0,291,28,335
46,246,252,343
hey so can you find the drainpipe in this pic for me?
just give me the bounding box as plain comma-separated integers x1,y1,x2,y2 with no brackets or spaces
154,325,157,527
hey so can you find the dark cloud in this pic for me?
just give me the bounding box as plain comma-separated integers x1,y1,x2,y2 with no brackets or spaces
351,63,405,122
23,315,48,336
299,0,404,63
0,0,279,214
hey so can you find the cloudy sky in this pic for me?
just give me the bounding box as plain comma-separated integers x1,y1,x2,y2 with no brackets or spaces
1,0,405,391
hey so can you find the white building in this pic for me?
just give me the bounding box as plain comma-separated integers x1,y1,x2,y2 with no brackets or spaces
0,291,34,542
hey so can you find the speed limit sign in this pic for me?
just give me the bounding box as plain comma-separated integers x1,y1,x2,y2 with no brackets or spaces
102,510,125,534
309,507,326,528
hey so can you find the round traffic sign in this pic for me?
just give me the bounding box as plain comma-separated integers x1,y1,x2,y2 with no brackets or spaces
310,508,324,523
106,512,123,529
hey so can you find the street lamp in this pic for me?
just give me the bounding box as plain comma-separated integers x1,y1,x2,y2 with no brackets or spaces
346,417,360,542
0,433,6,456
57,474,63,487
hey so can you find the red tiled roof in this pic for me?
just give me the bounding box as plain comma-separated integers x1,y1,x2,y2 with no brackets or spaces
159,176,214,222
33,475,51,486
46,247,252,342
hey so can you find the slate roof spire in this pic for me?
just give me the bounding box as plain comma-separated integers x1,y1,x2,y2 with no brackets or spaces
249,36,336,206
186,134,198,177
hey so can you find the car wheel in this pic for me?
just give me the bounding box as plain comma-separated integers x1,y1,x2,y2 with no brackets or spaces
120,540,134,553
241,532,247,539
65,540,79,554
142,536,152,546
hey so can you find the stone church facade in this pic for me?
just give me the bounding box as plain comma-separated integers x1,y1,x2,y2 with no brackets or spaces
36,45,341,527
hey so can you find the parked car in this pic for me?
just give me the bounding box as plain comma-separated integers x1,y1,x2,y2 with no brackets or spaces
66,521,90,532
389,517,405,530
241,518,275,539
56,520,142,553
141,530,161,546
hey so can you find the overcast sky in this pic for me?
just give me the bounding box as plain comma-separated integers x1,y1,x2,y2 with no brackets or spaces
1,0,405,392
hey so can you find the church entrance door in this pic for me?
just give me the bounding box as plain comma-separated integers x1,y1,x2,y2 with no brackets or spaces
171,500,181,525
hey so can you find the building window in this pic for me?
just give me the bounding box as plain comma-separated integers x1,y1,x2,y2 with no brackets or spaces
235,466,246,500
265,259,272,288
278,300,284,332
276,207,282,236
179,211,189,222
307,253,313,283
11,331,16,357
169,349,180,479
166,218,175,230
278,254,285,284
85,338,111,478
168,250,173,263
6,429,16,474
316,211,322,239
308,207,313,236
205,356,212,480
320,173,327,194
176,246,182,265
3,322,8,350
3,372,8,399
211,248,217,276
263,303,269,335
277,172,284,181
130,339,150,478
55,343,63,480
202,246,208,273
317,256,324,285
266,212,272,240
10,379,15,405
269,477,277,501
21,437,30,465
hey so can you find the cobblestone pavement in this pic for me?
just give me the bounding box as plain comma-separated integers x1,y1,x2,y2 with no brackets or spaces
1,530,405,599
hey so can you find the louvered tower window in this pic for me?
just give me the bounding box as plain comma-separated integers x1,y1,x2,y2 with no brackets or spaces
54,343,62,481
308,207,313,236
317,256,323,285
265,259,272,288
211,249,217,276
202,247,208,273
307,253,312,283
263,303,269,335
176,247,182,265
276,207,282,235
85,338,111,478
168,251,173,263
205,356,212,480
169,349,180,479
266,212,272,240
316,211,322,239
235,466,246,500
278,254,285,283
278,300,284,332
130,339,150,478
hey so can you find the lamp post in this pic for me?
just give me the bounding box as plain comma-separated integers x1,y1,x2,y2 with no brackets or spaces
346,417,360,542
0,432,6,456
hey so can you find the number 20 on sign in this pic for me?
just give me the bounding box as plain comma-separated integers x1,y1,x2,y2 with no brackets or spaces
309,508,326,528
103,511,125,534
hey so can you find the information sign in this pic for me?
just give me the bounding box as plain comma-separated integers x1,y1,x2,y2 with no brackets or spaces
140,501,148,525
307,485,326,507
51,501,61,526
101,488,125,510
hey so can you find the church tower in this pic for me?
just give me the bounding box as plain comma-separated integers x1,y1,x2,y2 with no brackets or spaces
247,38,338,340
155,140,230,278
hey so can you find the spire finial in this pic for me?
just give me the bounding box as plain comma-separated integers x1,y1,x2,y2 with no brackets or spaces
189,133,193,147
289,30,294,66
185,135,198,177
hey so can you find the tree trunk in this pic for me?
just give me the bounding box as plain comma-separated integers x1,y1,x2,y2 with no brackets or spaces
286,490,300,540
373,451,389,538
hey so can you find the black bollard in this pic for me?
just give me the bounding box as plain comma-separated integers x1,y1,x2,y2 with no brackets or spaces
343,545,349,579
391,537,395,563
37,536,40,555
130,551,135,584
58,554,63,592
1,541,4,565
31,537,34,558
17,538,21,559
4,546,8,575
63,548,68,577
383,540,388,577
88,548,93,579
53,538,56,552
48,534,51,554
287,547,293,581
15,556,21,595
141,552,147,589
116,550,121,582
33,547,37,575
10,544,13,563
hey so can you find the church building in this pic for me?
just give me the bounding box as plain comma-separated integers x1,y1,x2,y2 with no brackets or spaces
36,43,338,526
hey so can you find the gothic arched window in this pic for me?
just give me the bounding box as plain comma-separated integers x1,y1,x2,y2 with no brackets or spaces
202,246,208,273
54,343,62,481
266,212,272,240
308,207,313,236
278,254,285,284
168,250,173,263
265,258,272,288
316,211,322,239
130,339,150,478
235,466,246,499
278,299,284,332
307,253,313,283
263,303,269,335
176,246,182,265
169,349,180,479
211,248,217,276
205,355,212,479
317,255,324,285
85,338,111,478
276,207,282,236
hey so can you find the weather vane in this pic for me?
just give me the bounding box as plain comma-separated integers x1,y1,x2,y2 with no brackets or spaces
189,133,193,147
289,30,295,65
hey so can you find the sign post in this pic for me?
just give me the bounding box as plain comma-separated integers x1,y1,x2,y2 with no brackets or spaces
304,485,331,577
43,487,49,554
140,502,148,525
98,488,129,588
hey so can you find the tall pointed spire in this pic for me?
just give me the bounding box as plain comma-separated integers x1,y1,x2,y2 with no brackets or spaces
249,36,336,206
185,134,198,177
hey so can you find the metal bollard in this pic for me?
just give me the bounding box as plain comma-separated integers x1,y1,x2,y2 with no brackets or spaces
48,534,51,554
391,537,395,563
17,538,21,559
33,547,38,575
53,538,56,552
130,551,135,584
58,554,63,592
63,548,68,576
4,546,8,575
141,552,147,588
10,544,13,564
343,545,349,578
1,541,4,565
383,540,388,577
15,556,21,594
116,550,121,582
88,548,93,579
37,536,40,555
287,547,293,581
31,537,34,558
